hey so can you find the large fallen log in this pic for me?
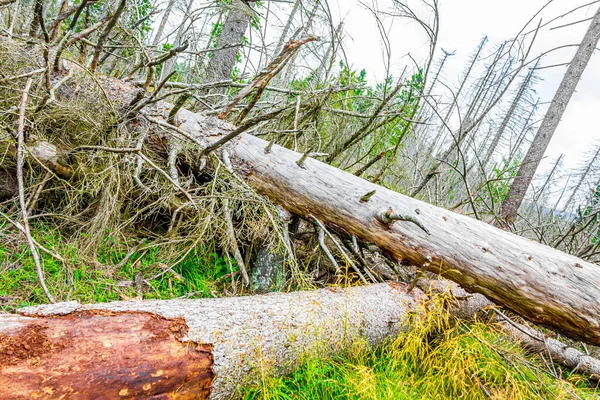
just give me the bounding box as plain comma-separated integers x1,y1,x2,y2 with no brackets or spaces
21,100,600,346
3,282,599,400
2,284,421,399
173,107,600,346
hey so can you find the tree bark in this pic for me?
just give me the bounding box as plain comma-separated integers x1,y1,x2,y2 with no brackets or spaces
204,0,252,82
4,283,422,399
173,107,600,347
501,5,600,223
3,282,599,400
0,311,214,399
11,76,600,348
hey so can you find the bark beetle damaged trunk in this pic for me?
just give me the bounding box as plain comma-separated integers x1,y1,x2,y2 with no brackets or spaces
0,311,214,399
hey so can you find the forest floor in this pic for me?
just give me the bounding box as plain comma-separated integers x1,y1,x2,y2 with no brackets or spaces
1,226,599,400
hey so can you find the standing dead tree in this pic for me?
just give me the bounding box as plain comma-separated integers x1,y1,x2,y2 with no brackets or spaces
500,4,600,224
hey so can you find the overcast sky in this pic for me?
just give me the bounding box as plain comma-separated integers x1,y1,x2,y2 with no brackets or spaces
329,0,600,175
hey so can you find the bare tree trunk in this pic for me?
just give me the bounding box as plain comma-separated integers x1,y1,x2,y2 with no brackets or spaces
508,98,539,163
429,36,487,156
533,153,563,202
481,65,536,171
171,106,600,347
204,0,252,82
314,21,343,84
160,0,193,80
151,0,176,46
413,40,504,196
500,5,600,223
89,0,126,71
275,0,300,53
29,88,600,347
564,145,600,210
425,48,454,99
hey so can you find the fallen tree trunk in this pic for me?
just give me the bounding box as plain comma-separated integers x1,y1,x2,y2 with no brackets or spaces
173,108,600,346
3,282,599,400
13,86,600,347
24,101,600,347
3,284,422,399
0,312,214,399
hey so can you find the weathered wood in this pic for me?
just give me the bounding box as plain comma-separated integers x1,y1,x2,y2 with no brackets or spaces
174,108,600,346
12,283,422,399
0,311,214,399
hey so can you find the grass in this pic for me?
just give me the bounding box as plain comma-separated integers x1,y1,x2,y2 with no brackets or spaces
0,224,237,311
243,296,598,400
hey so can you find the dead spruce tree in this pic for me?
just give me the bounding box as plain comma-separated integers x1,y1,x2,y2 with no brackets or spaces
500,4,600,224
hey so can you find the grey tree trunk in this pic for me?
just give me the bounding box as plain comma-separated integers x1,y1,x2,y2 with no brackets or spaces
563,145,600,210
501,5,600,223
151,0,176,46
160,0,193,80
429,36,487,156
171,107,600,347
508,98,539,163
29,92,600,348
413,40,504,197
533,153,563,203
204,0,251,82
4,281,600,399
274,0,300,53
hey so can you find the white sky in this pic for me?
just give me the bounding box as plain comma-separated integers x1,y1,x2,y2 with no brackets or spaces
329,0,600,174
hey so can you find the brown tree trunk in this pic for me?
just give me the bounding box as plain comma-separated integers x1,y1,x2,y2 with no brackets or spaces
500,4,600,223
0,311,214,399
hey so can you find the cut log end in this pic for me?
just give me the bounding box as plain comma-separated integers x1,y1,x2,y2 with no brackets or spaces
0,311,214,399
